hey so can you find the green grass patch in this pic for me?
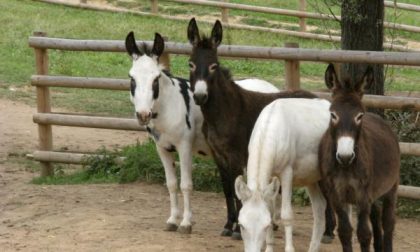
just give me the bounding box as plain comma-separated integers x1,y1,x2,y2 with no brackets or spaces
31,140,223,192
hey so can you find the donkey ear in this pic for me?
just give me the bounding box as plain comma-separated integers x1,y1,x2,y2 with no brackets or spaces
324,63,340,90
187,18,200,46
263,177,280,201
355,66,374,93
125,31,142,58
152,33,165,58
235,176,251,202
211,20,223,48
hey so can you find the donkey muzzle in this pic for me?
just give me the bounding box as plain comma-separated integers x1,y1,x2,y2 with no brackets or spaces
336,152,355,166
136,111,151,125
193,93,208,105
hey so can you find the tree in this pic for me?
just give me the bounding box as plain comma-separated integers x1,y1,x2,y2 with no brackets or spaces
340,0,385,97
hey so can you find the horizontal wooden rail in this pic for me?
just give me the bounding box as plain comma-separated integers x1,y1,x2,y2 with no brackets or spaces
398,185,420,199
313,92,420,111
33,113,145,131
169,0,420,33
28,150,420,199
28,37,420,65
31,150,125,164
400,142,420,156
30,75,420,111
384,1,420,12
31,75,128,90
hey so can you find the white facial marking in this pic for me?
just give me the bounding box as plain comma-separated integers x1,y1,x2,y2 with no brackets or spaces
239,197,272,252
336,136,355,158
194,80,207,95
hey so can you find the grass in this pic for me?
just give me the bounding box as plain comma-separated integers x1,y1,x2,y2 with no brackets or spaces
0,0,419,116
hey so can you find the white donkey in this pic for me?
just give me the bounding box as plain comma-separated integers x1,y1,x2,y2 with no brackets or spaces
235,98,331,252
125,32,279,234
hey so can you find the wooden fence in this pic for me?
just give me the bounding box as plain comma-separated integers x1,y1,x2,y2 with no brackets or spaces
28,33,420,199
35,0,420,52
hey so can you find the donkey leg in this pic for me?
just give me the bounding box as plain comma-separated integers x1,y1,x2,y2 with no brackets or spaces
178,143,194,234
356,203,372,252
369,201,383,252
280,166,295,252
265,222,275,252
319,180,336,244
335,204,353,252
232,194,243,240
219,167,236,237
382,184,397,252
306,183,327,252
156,145,179,231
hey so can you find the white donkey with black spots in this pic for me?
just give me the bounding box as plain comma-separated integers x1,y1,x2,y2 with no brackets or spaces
125,32,279,234
235,98,331,252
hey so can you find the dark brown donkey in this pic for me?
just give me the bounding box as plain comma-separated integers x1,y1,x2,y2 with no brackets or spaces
187,18,320,239
319,64,400,252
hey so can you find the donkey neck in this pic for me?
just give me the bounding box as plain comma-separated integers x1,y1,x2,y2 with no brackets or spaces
152,72,185,120
200,69,249,120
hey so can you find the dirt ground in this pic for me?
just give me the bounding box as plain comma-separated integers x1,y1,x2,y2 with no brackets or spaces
0,98,419,252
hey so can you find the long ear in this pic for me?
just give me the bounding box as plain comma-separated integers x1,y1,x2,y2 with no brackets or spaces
235,176,251,202
263,177,280,202
187,18,200,46
125,31,142,58
324,63,340,90
152,33,165,58
211,20,223,48
355,66,374,94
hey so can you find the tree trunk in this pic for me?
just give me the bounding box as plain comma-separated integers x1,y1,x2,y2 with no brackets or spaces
340,0,384,98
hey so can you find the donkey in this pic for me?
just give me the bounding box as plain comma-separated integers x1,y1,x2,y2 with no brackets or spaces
187,18,319,238
235,98,331,252
319,64,400,252
125,32,279,234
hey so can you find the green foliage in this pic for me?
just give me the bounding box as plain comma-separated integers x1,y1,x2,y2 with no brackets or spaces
83,147,121,178
397,198,420,220
386,111,420,187
119,141,165,183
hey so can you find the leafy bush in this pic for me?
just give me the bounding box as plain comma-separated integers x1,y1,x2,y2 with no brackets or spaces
386,111,420,186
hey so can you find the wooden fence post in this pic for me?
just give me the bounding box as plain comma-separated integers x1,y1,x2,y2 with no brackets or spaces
284,42,300,90
299,0,307,32
33,31,54,177
151,0,158,14
221,0,229,23
160,36,171,71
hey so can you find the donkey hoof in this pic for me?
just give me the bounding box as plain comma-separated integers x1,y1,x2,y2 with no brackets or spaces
164,223,178,232
221,228,233,237
273,223,279,231
231,231,242,240
321,235,334,244
178,225,192,234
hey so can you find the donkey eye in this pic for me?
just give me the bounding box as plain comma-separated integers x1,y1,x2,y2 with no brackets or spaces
130,77,136,96
330,112,339,123
355,112,364,124
189,62,196,72
209,63,218,73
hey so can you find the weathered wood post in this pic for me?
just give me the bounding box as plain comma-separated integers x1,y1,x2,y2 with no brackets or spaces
160,36,171,71
33,31,54,177
299,0,307,32
284,42,300,90
151,0,158,14
221,0,229,23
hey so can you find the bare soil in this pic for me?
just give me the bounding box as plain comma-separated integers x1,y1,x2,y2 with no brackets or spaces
0,98,419,251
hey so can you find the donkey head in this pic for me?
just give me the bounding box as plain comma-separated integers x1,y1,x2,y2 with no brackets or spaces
324,63,374,166
187,18,223,105
235,176,280,252
125,31,165,125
